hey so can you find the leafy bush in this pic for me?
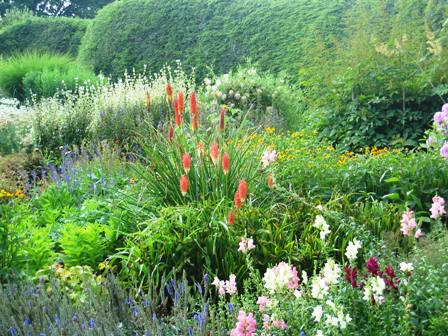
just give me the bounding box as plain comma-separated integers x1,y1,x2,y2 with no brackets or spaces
0,16,88,56
202,66,303,129
78,0,350,80
0,52,97,101
300,0,448,149
59,222,113,267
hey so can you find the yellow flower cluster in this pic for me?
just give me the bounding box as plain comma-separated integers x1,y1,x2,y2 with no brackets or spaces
0,189,25,200
364,146,389,156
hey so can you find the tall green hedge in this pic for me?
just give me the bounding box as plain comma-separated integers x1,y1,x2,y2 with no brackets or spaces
0,16,88,56
78,0,351,79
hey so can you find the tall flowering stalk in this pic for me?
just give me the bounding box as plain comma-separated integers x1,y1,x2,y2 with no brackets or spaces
166,83,173,106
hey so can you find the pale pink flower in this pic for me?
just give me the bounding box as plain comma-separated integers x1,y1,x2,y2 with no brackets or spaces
238,238,248,253
230,310,257,336
256,296,271,312
247,238,255,251
272,319,288,330
225,274,238,295
430,196,446,219
400,210,417,236
262,314,270,330
212,277,226,296
238,237,255,253
261,148,277,169
415,229,425,239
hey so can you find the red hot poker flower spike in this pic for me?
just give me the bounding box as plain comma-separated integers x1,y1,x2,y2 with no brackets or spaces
222,152,230,175
180,175,189,196
238,179,247,202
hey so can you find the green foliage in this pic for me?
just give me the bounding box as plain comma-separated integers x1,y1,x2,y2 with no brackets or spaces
409,233,448,334
0,52,97,101
78,0,350,80
302,0,448,148
0,16,88,56
59,222,113,267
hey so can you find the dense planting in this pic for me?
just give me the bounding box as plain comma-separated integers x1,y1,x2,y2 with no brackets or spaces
1,1,448,335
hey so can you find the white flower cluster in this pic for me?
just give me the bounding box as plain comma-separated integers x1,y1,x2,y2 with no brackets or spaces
311,260,341,300
312,300,352,331
363,276,386,304
345,239,362,262
263,262,299,294
313,215,331,241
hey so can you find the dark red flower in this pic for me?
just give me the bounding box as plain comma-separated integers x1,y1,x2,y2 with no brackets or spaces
366,257,380,276
344,266,358,288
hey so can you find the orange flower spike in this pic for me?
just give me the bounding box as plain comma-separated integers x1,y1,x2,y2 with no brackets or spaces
178,92,185,114
222,152,230,175
234,191,242,209
145,93,151,113
267,172,275,188
182,153,191,174
174,97,181,127
180,175,189,196
191,115,199,132
166,83,173,106
190,92,198,117
238,179,248,202
219,107,226,131
227,209,235,225
210,142,219,165
168,125,174,142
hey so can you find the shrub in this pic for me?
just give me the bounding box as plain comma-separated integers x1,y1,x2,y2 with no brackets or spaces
202,66,303,130
0,16,88,56
0,52,97,102
78,0,350,80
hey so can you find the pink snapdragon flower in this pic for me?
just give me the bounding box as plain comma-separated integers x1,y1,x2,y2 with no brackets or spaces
238,237,255,253
256,296,272,312
225,274,238,295
440,142,448,158
230,310,257,336
415,229,425,239
430,196,446,219
271,319,288,330
212,277,226,296
400,210,417,236
261,149,277,169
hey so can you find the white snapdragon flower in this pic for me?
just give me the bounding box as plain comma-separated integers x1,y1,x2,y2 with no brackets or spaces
399,262,414,272
312,305,324,322
345,239,362,261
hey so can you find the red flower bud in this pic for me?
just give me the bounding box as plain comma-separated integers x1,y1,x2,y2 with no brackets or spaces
166,83,173,106
190,92,198,117
227,209,235,225
174,97,181,127
222,152,230,175
180,175,189,196
182,153,191,174
210,142,219,165
234,191,242,209
178,92,184,114
168,125,174,142
238,179,247,202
